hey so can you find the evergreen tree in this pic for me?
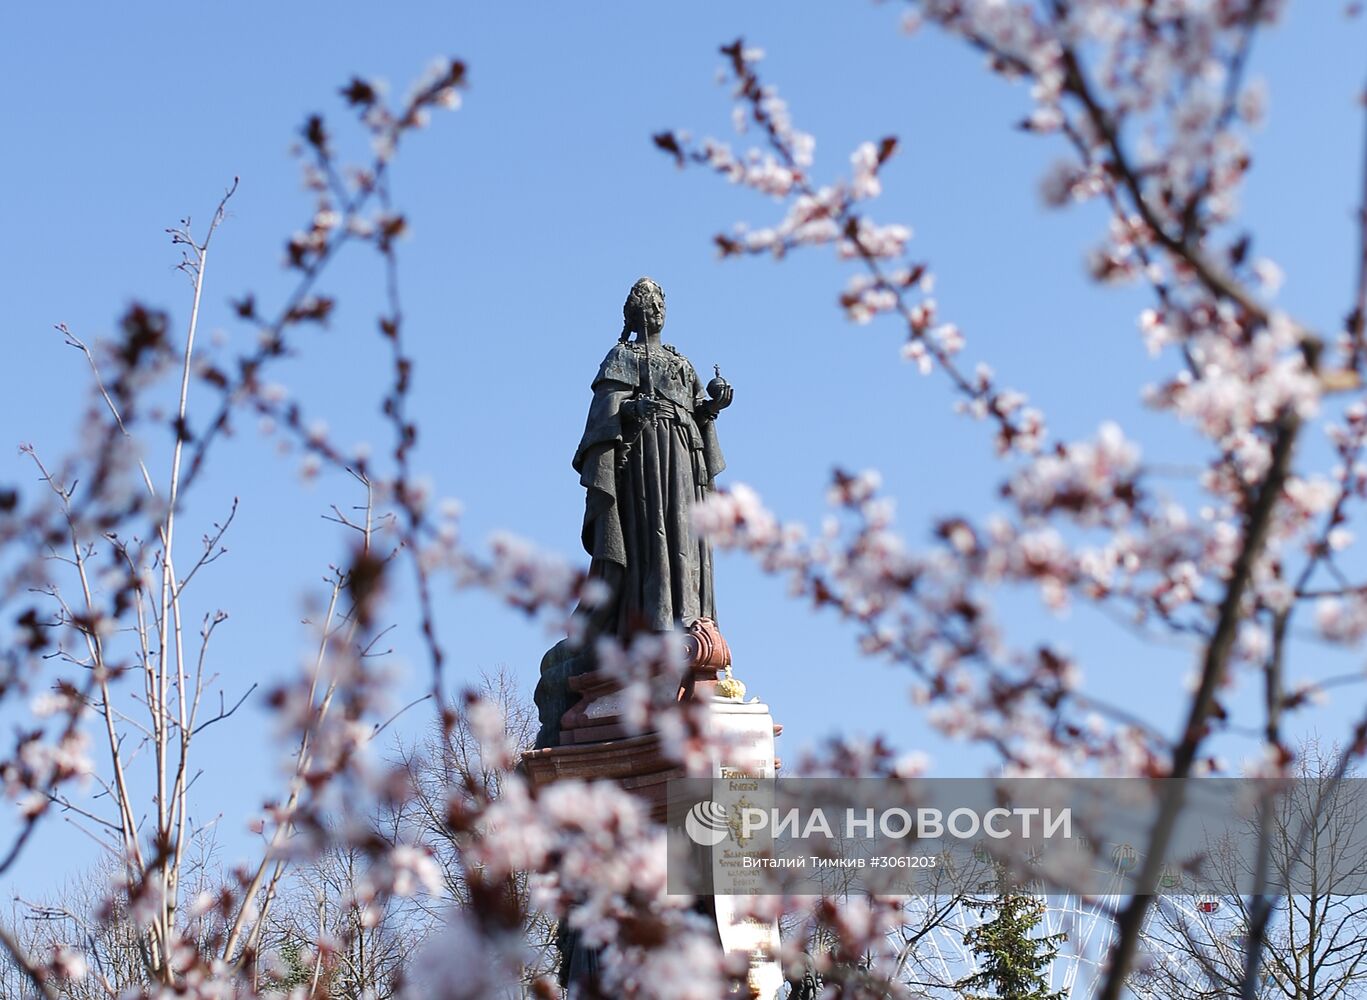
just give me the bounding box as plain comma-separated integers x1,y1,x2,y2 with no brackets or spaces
273,935,322,993
957,890,1067,1000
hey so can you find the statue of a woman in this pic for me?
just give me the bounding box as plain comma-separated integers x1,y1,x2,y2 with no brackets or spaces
533,277,733,750
573,276,733,638
531,279,737,992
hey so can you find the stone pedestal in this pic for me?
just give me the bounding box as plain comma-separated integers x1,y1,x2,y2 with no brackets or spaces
520,619,784,998
522,618,751,821
707,697,784,1000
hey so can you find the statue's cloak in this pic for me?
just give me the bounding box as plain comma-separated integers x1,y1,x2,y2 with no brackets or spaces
572,341,725,636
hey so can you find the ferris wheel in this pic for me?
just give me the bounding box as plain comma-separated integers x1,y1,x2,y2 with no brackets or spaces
1134,893,1285,998
779,841,1287,999
879,837,1254,998
902,890,1285,999
888,846,1131,998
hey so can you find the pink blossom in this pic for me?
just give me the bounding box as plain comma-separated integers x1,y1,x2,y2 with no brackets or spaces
404,913,527,1000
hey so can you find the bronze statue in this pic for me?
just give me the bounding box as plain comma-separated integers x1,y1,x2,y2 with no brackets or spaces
575,277,733,637
525,279,759,993
533,277,733,748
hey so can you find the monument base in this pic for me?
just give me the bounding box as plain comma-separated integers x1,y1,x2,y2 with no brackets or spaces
520,620,784,998
708,696,784,1000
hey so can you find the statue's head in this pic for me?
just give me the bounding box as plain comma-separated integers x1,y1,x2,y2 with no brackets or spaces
621,277,666,340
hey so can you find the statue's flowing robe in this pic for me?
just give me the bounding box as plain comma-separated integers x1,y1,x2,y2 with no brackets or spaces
532,341,725,751
573,340,725,636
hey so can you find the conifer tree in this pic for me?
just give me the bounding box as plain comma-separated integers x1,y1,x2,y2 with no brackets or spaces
958,889,1067,1000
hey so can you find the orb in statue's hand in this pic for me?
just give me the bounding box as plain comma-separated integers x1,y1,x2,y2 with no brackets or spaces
707,364,730,401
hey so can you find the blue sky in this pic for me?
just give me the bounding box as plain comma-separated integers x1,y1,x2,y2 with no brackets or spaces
2,3,1365,896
